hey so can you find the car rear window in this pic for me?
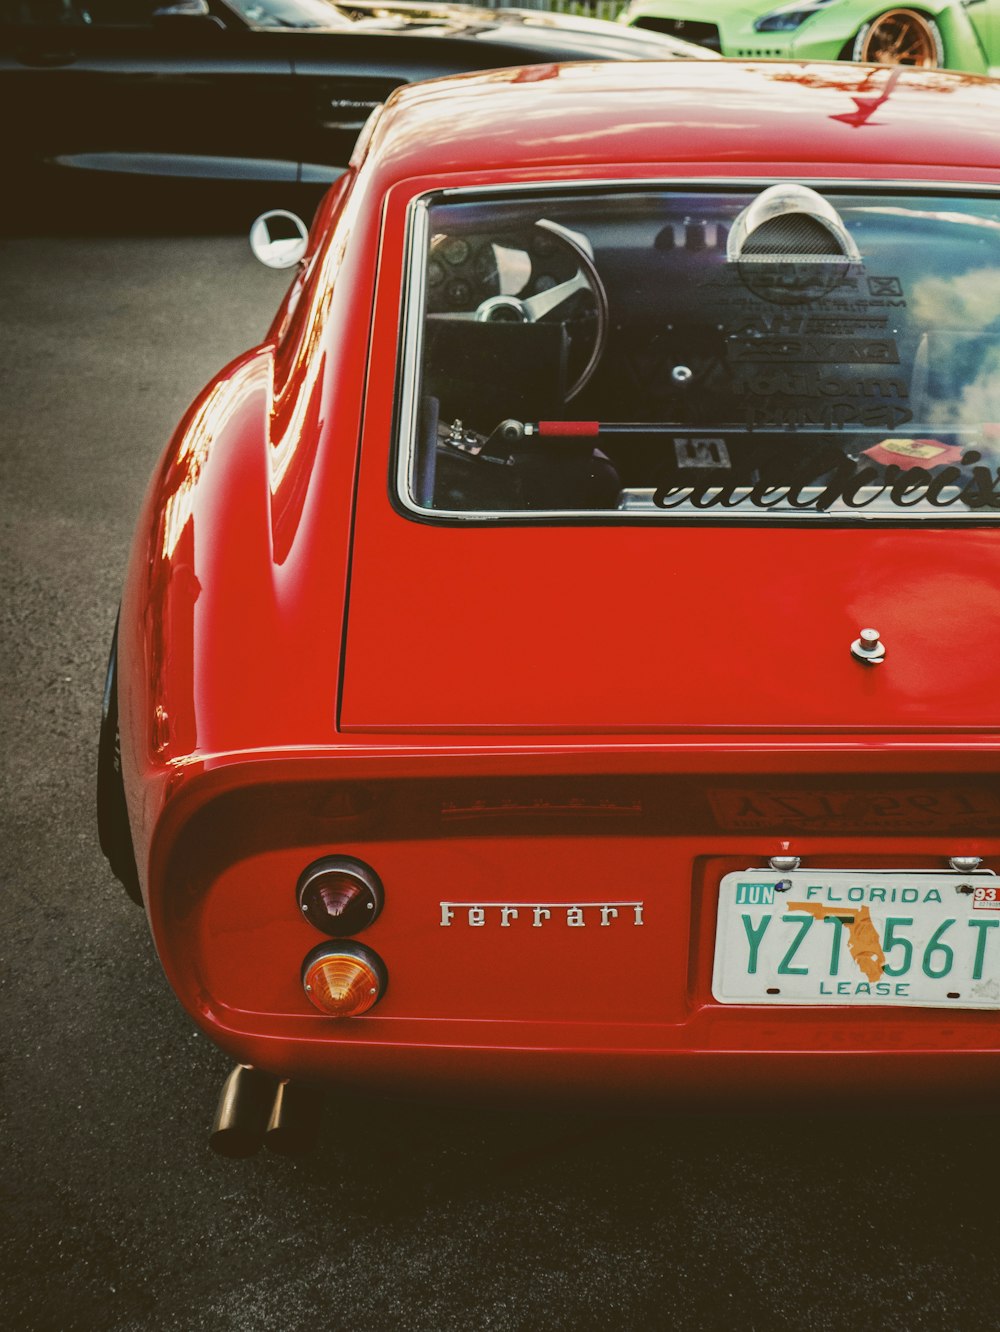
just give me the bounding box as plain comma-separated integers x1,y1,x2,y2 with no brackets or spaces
396,184,1000,523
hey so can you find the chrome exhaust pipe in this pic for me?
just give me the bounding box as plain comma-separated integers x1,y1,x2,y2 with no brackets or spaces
209,1065,280,1158
264,1079,323,1156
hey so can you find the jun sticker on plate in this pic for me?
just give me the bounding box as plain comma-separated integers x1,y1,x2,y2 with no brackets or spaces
713,870,1000,1009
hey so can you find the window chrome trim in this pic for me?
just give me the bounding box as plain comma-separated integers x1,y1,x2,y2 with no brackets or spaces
395,195,431,518
394,176,1000,525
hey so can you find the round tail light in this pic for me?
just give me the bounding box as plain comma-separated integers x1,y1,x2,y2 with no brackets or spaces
302,941,387,1017
297,856,383,936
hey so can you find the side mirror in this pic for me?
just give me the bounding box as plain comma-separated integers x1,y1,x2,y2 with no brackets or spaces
152,1,226,29
249,211,309,270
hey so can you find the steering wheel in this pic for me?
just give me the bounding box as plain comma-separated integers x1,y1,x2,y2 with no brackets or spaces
425,219,608,401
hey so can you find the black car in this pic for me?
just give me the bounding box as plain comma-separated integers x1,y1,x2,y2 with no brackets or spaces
0,0,709,207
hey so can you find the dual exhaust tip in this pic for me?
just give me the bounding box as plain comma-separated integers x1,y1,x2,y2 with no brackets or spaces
209,1065,323,1158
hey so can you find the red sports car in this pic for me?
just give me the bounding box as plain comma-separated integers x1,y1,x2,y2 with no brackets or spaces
100,58,1000,1153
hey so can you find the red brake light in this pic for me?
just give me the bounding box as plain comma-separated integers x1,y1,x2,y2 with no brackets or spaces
302,941,387,1017
297,856,384,936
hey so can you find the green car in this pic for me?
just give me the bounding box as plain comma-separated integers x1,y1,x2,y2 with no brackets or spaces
620,1,1000,73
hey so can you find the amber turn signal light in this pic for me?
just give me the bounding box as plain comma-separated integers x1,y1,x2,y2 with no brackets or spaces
297,856,384,936
302,941,387,1017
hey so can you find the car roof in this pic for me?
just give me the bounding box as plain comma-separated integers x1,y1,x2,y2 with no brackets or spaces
362,60,1000,181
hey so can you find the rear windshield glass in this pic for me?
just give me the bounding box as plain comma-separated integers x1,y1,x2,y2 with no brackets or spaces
396,186,1000,522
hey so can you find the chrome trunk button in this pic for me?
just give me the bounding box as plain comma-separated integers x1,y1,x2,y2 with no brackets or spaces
851,627,885,664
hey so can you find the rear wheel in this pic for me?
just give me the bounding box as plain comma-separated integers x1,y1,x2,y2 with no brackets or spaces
97,616,141,904
852,10,944,66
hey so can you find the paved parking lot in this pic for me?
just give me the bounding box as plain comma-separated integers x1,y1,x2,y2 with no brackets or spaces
2,229,999,1332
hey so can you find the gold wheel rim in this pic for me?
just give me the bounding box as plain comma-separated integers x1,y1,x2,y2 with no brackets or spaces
861,9,938,66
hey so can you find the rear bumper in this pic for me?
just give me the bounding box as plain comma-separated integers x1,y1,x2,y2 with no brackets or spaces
202,1031,1000,1105
143,745,1000,1095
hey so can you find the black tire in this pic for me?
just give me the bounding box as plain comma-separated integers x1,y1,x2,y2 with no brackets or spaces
97,614,141,904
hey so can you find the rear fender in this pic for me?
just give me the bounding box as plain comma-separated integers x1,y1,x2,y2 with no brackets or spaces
116,165,382,894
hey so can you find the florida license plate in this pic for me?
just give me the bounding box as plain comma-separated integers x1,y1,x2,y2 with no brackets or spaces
712,870,1000,1008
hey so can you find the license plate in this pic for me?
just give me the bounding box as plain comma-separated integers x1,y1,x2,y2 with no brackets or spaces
712,870,1000,1008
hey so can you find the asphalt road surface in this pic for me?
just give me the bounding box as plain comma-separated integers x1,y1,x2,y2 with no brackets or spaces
3,228,999,1332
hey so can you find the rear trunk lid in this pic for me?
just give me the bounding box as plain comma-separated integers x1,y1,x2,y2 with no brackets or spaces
339,520,1000,733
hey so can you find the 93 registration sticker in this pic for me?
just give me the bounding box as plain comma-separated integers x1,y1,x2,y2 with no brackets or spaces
712,870,1000,1009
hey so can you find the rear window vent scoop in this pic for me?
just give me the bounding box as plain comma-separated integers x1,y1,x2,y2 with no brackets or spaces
727,183,861,264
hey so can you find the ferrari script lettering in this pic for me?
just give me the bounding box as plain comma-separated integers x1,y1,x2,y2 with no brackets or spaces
439,901,645,928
